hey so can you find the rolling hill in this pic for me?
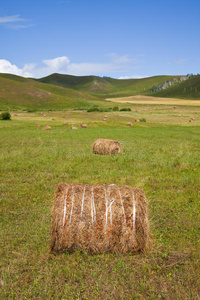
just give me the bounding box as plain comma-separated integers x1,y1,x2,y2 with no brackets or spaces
37,73,200,99
1,72,200,110
149,74,200,99
0,73,101,110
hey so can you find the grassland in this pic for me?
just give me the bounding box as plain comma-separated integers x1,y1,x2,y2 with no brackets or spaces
0,103,200,299
1,73,200,112
37,74,186,99
37,73,200,100
151,75,200,99
0,74,101,111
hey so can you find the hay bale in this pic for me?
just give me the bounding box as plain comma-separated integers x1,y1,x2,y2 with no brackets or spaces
127,122,133,126
102,119,107,121
50,183,149,254
43,115,47,117
93,139,121,155
80,124,87,128
63,122,68,125
36,123,40,127
52,118,55,121
71,126,78,130
43,126,52,130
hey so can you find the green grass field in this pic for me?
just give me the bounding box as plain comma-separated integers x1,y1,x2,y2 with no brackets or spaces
39,73,199,100
0,104,200,299
1,73,200,113
0,74,100,111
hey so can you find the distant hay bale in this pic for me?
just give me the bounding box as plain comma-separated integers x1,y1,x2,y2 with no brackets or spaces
36,123,40,127
43,115,47,117
93,139,121,155
63,122,68,125
190,118,195,122
43,126,52,130
127,122,133,126
80,124,87,128
52,118,55,121
50,183,149,254
71,126,78,130
102,119,107,121
104,115,108,118
135,119,140,123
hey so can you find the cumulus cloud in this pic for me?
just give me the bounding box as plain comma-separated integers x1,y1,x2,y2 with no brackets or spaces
43,56,70,70
0,59,33,77
0,54,142,78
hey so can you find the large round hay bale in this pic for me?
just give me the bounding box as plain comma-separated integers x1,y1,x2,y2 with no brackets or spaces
93,139,121,155
50,183,149,254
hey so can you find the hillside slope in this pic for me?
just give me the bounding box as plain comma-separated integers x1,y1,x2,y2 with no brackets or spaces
37,73,196,99
0,73,100,110
148,75,200,99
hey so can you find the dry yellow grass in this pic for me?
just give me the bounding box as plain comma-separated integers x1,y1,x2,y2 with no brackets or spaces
106,95,200,106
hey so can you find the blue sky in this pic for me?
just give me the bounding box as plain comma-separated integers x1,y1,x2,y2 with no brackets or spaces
0,0,199,78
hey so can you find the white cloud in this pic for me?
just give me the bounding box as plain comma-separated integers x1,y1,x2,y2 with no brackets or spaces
0,15,25,23
108,53,132,64
167,59,188,65
0,54,142,78
118,75,144,79
0,14,33,29
43,56,70,70
0,59,33,77
6,24,34,30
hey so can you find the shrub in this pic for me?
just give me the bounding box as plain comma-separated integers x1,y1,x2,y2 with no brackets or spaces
99,108,111,112
27,109,36,113
87,107,100,112
113,106,119,111
0,112,11,120
140,118,146,122
120,108,131,111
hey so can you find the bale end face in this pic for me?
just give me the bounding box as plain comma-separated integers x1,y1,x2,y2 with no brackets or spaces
50,183,149,254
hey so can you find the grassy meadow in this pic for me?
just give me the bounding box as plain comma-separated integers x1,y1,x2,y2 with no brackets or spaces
0,104,200,299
